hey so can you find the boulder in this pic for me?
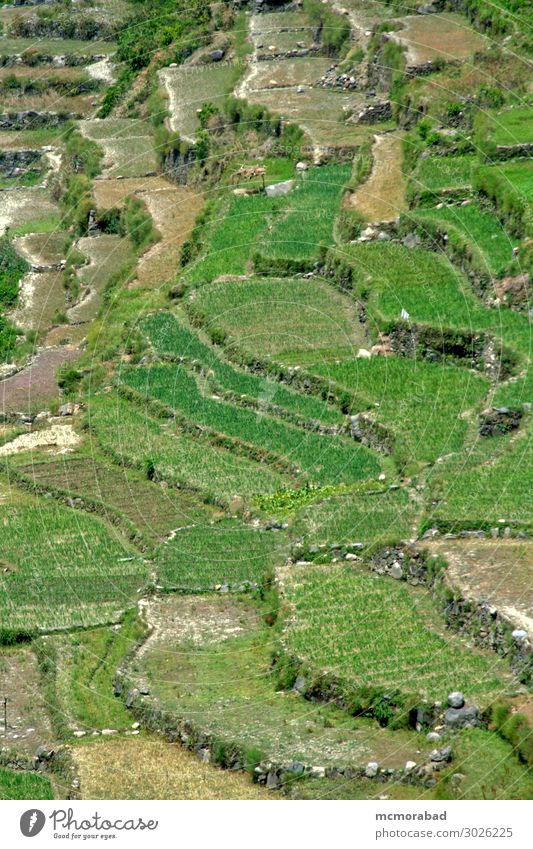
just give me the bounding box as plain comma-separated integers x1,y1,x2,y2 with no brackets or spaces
390,562,403,580
444,705,480,729
429,746,452,763
265,179,294,198
365,761,379,777
447,691,465,709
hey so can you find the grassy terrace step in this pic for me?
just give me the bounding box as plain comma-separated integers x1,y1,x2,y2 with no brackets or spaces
140,312,343,426
289,727,533,800
160,63,244,142
185,163,350,282
187,276,367,366
154,518,287,591
120,363,381,486
290,487,417,549
424,427,533,533
473,161,533,239
0,38,116,59
11,455,216,544
79,118,156,178
132,595,432,770
481,105,533,147
0,768,54,800
407,202,518,277
0,494,147,633
281,562,511,707
257,163,350,268
329,242,531,364
88,393,291,504
310,355,489,465
409,155,476,203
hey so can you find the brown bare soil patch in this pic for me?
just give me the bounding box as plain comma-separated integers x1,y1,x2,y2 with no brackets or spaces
72,736,273,800
134,183,203,288
93,176,203,288
391,13,487,66
68,234,132,324
348,132,406,223
13,231,68,267
0,345,79,416
0,646,53,758
9,269,65,332
423,539,533,634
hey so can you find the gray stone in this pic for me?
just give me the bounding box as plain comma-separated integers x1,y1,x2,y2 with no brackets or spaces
444,705,480,729
426,731,441,742
285,761,305,774
512,629,528,641
210,49,225,61
365,761,379,777
125,688,139,708
265,179,294,198
266,769,281,790
390,562,403,580
447,691,465,709
429,746,452,763
402,232,421,249
293,675,306,694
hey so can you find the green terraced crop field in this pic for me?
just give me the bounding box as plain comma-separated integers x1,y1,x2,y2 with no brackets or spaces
120,363,381,485
187,276,367,364
282,562,511,705
0,0,531,807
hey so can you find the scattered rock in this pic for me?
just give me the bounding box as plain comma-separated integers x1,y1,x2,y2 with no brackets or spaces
444,705,481,729
429,746,452,763
447,691,465,709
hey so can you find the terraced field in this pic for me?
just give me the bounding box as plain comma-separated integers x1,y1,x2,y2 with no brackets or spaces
187,276,367,364
0,0,531,806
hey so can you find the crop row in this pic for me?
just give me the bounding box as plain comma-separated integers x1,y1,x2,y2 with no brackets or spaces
140,311,343,425
88,394,290,504
120,364,382,486
282,563,510,704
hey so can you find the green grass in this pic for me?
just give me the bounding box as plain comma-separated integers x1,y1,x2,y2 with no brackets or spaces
0,494,147,633
310,355,489,465
120,363,381,486
154,518,287,590
411,154,476,196
10,214,63,236
486,106,533,146
50,610,146,732
333,242,531,363
0,37,116,57
186,191,275,283
12,455,215,544
186,164,349,282
140,312,344,426
187,276,367,365
0,767,54,800
282,562,510,705
88,393,291,504
258,164,350,263
425,428,533,533
291,487,417,548
409,202,518,276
